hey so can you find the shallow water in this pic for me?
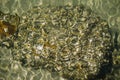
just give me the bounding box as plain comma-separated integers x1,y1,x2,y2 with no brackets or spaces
0,0,120,80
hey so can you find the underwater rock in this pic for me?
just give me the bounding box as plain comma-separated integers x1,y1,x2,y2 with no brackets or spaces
10,5,113,80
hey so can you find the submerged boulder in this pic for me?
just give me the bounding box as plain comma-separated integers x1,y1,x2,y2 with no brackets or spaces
0,5,113,80
14,5,112,80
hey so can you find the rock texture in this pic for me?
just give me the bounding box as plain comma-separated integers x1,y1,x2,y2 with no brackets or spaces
0,5,113,80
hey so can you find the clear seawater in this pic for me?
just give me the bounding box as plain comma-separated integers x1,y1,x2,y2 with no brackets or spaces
0,0,120,80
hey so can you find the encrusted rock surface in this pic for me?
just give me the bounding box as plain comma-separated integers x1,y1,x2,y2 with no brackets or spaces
0,5,113,80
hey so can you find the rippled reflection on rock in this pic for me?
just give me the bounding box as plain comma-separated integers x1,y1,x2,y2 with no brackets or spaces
0,5,113,80
13,5,112,80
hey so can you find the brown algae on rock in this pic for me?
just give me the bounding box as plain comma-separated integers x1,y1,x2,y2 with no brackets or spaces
0,11,20,38
0,20,16,37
